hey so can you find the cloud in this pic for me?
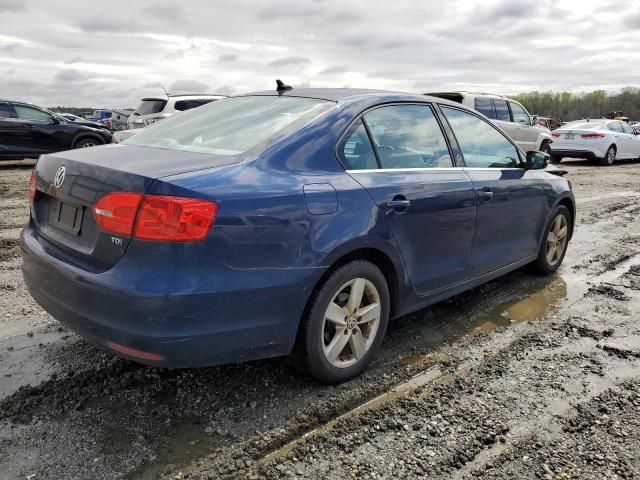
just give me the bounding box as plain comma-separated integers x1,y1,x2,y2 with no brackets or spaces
53,69,89,82
268,56,311,67
219,53,238,62
168,79,210,94
64,57,83,65
0,0,25,13
319,65,349,75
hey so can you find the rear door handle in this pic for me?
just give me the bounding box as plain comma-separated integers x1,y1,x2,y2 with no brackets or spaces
478,187,494,201
386,197,411,210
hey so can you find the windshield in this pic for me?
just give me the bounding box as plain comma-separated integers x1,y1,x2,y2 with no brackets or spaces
134,99,167,116
124,96,333,156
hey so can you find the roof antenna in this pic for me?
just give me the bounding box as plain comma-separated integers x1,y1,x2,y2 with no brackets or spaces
161,84,169,96
276,79,292,95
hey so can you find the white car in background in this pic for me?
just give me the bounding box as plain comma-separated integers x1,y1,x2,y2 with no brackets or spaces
426,91,553,154
549,119,640,166
115,94,226,143
127,94,226,129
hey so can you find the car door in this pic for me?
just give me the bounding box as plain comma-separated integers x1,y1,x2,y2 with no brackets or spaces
509,101,536,152
607,121,626,157
490,98,515,139
439,105,547,276
11,104,69,154
341,104,477,295
619,122,636,158
0,102,21,156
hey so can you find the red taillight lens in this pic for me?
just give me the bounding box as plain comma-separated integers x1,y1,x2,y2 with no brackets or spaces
29,170,37,203
134,195,217,242
93,193,217,242
551,133,561,138
580,133,606,139
93,192,143,236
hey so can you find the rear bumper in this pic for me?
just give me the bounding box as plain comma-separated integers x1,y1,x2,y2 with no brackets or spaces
21,225,320,367
549,149,599,160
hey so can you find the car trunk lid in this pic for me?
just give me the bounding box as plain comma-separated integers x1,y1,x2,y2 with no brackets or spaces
30,144,239,270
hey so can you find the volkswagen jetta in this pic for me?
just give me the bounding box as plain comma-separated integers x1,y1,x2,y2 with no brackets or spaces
22,87,575,383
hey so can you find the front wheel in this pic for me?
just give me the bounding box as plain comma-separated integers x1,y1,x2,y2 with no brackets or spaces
531,205,571,275
295,260,390,384
599,145,616,166
74,137,101,149
539,141,552,156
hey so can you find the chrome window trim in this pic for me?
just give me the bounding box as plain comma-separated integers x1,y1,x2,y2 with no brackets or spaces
346,167,524,174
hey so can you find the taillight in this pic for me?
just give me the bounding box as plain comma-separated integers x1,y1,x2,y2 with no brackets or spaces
580,133,606,139
94,192,143,236
29,170,37,203
134,195,218,242
551,133,561,138
93,192,217,242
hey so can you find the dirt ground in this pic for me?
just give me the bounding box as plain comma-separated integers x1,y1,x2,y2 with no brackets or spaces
1,157,639,480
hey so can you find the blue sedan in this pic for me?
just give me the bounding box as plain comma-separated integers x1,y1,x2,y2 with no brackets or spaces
21,87,574,383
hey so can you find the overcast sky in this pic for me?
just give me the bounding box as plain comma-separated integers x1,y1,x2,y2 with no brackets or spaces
1,0,639,107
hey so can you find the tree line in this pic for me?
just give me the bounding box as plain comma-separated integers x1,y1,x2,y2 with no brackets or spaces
511,87,640,122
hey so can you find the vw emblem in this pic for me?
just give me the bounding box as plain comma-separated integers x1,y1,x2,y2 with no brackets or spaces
54,166,66,189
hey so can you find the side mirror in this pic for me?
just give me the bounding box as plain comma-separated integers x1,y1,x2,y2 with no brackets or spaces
525,151,549,170
531,116,539,126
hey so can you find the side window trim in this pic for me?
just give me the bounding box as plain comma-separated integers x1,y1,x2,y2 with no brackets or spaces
437,104,524,168
360,116,383,169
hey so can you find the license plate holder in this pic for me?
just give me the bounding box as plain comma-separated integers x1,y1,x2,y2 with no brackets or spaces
564,133,575,139
51,201,83,235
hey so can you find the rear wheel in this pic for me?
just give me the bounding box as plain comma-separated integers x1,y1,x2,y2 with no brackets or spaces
531,205,570,275
599,145,616,166
295,260,389,384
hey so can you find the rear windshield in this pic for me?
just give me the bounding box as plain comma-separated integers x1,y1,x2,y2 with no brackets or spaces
134,99,167,116
174,99,215,111
124,96,333,156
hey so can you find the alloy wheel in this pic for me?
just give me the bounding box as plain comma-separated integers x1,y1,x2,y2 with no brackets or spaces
546,214,568,266
81,142,96,148
321,278,381,368
606,147,616,165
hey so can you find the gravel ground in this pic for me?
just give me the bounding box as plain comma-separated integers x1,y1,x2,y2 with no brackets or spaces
1,157,639,479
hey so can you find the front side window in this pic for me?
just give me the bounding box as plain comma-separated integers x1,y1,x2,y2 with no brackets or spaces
474,98,494,119
363,105,452,169
125,96,333,156
340,119,377,170
620,122,633,134
509,102,530,125
442,106,520,168
13,105,54,123
493,100,511,122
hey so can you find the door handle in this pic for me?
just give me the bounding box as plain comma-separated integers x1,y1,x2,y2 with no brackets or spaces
478,187,494,201
386,197,411,211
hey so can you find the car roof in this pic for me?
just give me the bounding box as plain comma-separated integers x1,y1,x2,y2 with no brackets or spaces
426,90,510,99
235,87,463,107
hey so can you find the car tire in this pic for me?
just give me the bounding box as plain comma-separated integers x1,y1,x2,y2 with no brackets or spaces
295,260,390,384
74,137,101,149
539,141,552,156
550,154,562,164
531,205,571,275
599,145,616,166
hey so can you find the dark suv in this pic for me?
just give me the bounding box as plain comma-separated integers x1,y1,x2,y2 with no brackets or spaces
0,100,113,160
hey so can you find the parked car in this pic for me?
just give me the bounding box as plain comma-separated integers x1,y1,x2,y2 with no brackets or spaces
426,91,553,155
127,94,226,130
0,100,113,159
22,88,574,383
550,119,640,165
60,112,110,131
536,116,563,131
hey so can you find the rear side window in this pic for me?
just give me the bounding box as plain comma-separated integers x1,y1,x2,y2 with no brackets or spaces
134,99,167,115
509,102,530,125
0,103,14,118
442,106,520,168
620,122,632,134
607,122,623,133
125,96,333,156
340,119,378,170
474,98,494,119
174,99,214,111
363,105,452,169
493,100,511,122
